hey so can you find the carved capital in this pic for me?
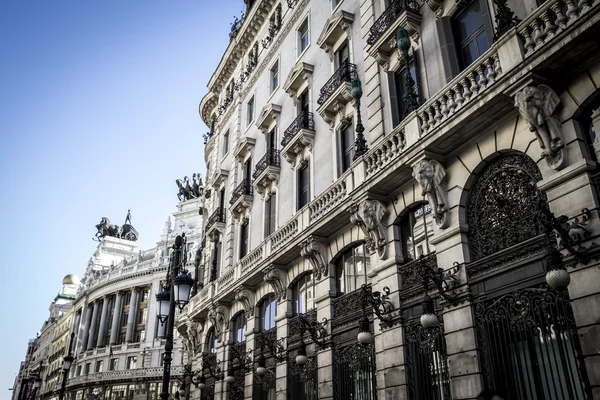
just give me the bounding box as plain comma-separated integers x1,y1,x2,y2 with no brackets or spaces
412,159,449,228
263,265,287,301
299,236,328,280
235,286,255,318
349,199,388,260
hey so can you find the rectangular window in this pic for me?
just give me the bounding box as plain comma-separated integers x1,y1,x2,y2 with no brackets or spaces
267,128,276,150
110,358,119,371
127,356,137,370
340,125,355,174
223,130,230,154
84,363,90,375
77,365,82,376
389,62,419,126
95,360,103,373
334,41,349,70
453,0,492,70
264,194,277,238
247,96,255,125
297,164,310,210
239,222,249,259
299,90,310,116
298,19,309,55
270,62,279,94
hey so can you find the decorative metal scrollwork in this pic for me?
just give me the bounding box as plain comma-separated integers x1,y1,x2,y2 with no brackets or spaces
255,329,286,362
317,61,357,105
360,284,394,328
366,0,420,45
288,356,317,380
201,353,223,381
282,111,314,147
253,149,281,180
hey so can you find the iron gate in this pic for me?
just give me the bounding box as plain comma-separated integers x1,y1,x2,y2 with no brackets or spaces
475,288,591,399
333,343,378,400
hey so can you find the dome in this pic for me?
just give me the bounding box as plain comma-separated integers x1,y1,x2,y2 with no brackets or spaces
62,274,80,285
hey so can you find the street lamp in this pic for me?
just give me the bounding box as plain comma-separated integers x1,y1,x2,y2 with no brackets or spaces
59,332,75,400
157,234,193,400
357,284,394,344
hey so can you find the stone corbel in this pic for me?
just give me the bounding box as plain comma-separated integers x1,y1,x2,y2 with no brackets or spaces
349,199,388,260
514,85,565,170
207,301,228,339
235,286,255,318
263,264,287,301
299,236,328,280
412,159,449,228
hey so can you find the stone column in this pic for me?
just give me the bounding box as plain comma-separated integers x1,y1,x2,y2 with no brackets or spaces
72,308,82,353
96,296,110,347
80,304,93,353
109,292,123,345
125,288,139,343
86,301,100,350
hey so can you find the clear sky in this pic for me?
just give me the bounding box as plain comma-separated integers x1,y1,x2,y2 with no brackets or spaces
0,0,241,392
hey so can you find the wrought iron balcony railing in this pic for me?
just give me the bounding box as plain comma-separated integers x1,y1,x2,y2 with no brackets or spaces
317,62,357,106
230,179,253,205
253,149,281,179
205,207,225,232
282,112,315,147
366,0,420,45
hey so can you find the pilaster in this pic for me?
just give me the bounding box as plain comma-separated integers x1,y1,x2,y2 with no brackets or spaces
125,288,139,343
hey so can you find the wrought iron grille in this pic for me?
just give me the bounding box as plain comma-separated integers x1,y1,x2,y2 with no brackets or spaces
287,309,317,343
333,343,378,400
317,62,358,106
205,207,226,232
475,288,591,399
230,179,253,205
262,4,282,49
227,343,247,400
253,149,281,180
467,154,549,261
288,353,317,400
366,0,420,45
282,112,315,147
254,330,277,399
331,288,364,329
398,253,438,302
405,321,452,400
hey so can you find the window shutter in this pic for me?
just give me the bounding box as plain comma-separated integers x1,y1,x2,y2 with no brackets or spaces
436,17,461,82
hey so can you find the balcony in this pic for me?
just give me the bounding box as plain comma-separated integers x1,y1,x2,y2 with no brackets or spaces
229,179,254,221
252,149,281,198
205,207,226,235
316,62,357,124
281,112,315,168
367,0,421,70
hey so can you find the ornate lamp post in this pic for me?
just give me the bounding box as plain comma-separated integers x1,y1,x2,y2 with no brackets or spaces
396,27,419,116
357,284,394,344
59,332,75,400
351,77,368,160
157,234,194,400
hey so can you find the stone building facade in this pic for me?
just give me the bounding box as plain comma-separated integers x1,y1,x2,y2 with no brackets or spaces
186,0,600,400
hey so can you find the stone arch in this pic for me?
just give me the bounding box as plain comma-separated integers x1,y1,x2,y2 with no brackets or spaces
461,151,548,261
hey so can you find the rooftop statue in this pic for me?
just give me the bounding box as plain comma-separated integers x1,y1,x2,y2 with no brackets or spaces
176,174,204,202
94,212,139,242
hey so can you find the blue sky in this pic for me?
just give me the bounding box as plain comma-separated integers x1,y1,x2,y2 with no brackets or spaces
0,0,240,392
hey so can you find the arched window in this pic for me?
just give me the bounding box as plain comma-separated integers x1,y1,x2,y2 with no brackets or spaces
205,328,217,354
291,273,313,316
577,93,600,162
259,295,277,331
335,243,370,294
232,313,247,344
399,202,435,261
467,153,548,260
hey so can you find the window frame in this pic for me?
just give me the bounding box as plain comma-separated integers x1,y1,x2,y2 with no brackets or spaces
232,313,247,344
264,193,277,238
451,0,493,71
335,242,370,295
239,220,249,259
270,61,279,94
247,96,255,126
291,273,313,316
223,130,230,155
259,295,277,332
297,17,310,57
296,162,311,210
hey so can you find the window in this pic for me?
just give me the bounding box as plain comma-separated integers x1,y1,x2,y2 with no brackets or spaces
339,125,355,174
334,41,349,70
298,19,309,55
335,243,370,294
95,360,103,373
292,273,313,316
299,89,310,116
127,356,137,370
264,193,277,238
232,313,247,344
84,363,91,375
259,295,277,331
76,365,82,376
388,60,419,126
270,62,279,93
223,130,230,154
297,163,310,210
453,0,492,70
332,0,341,9
579,96,600,162
206,328,217,354
109,358,119,371
399,203,434,262
239,221,249,259
247,96,255,125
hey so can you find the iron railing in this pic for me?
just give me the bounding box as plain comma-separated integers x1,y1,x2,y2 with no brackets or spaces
282,112,315,147
205,207,225,232
230,179,253,205
317,62,357,106
332,343,378,400
366,0,420,45
253,149,281,179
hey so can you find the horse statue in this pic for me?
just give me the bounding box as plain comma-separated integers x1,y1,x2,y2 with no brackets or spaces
184,176,197,199
176,179,193,202
94,217,121,241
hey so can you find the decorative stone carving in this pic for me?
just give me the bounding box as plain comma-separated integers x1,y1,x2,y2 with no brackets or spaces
263,265,287,301
235,286,255,318
349,200,388,259
187,321,204,356
413,159,449,228
299,236,328,280
514,85,565,169
208,302,228,339
425,0,443,17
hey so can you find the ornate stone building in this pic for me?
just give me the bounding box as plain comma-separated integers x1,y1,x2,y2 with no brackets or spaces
186,0,600,400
